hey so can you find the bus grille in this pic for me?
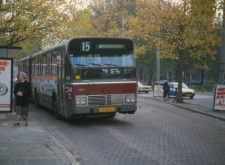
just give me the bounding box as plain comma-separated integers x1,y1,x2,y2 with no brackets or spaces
88,95,113,106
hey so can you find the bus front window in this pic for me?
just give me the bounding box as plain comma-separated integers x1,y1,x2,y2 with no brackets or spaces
69,53,135,67
68,53,136,80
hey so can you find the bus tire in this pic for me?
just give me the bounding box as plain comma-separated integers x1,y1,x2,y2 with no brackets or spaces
53,100,61,120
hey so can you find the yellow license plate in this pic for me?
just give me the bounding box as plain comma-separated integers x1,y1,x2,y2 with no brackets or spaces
186,94,192,97
99,107,116,112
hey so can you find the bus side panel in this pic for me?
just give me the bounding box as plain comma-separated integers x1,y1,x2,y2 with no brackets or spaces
32,75,59,110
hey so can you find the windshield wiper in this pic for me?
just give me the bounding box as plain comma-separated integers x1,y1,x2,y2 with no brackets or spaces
104,64,118,67
89,63,103,66
73,64,86,67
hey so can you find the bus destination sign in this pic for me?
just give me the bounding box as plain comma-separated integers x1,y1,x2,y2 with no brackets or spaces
95,44,126,50
80,41,128,52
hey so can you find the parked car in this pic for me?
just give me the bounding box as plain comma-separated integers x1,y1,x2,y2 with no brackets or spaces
138,81,152,93
169,82,195,99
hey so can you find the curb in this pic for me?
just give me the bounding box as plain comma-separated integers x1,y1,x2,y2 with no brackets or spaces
47,131,80,165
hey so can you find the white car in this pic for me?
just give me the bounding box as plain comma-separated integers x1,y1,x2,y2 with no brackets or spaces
138,81,152,93
169,82,195,99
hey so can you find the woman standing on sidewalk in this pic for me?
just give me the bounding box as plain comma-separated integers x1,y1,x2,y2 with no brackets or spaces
13,72,31,126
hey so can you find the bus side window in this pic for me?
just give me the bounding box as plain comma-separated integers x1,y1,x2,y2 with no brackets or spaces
38,57,41,75
52,50,58,74
43,54,47,74
32,58,35,75
61,50,65,79
34,56,38,75
26,60,29,79
47,52,51,74
56,48,65,78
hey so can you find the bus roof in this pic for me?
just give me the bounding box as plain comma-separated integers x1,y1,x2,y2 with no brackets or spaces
27,37,134,59
17,55,30,62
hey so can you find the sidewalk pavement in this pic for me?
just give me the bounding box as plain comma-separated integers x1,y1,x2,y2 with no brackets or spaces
146,92,225,121
0,113,80,165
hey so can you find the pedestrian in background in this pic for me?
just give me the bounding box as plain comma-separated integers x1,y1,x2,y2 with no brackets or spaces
163,79,170,99
13,72,31,126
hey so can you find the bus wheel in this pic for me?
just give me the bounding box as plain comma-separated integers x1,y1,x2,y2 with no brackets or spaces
53,101,61,120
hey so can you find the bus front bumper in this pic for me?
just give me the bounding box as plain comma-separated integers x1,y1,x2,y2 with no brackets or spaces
67,105,137,117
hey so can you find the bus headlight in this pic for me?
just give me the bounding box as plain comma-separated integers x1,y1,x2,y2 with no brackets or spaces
125,95,136,104
75,96,87,106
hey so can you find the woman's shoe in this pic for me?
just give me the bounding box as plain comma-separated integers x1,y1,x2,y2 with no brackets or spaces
13,123,20,126
25,123,28,126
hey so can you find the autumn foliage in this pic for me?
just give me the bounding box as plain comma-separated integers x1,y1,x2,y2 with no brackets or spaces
1,0,223,102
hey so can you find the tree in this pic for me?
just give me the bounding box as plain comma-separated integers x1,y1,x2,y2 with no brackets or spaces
13,38,42,60
88,0,138,37
63,6,93,38
219,0,225,84
136,49,156,84
0,0,70,47
190,0,217,86
127,0,221,102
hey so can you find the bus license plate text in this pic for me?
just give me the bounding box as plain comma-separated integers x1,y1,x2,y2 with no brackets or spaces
99,107,116,112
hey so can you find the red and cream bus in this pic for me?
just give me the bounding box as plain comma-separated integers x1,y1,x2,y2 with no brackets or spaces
18,37,137,119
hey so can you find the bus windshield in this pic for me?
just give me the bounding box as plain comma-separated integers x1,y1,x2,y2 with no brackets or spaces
68,53,136,80
69,53,135,67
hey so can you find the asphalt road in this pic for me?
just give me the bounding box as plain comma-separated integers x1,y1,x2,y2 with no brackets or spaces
29,94,225,165
184,92,214,108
